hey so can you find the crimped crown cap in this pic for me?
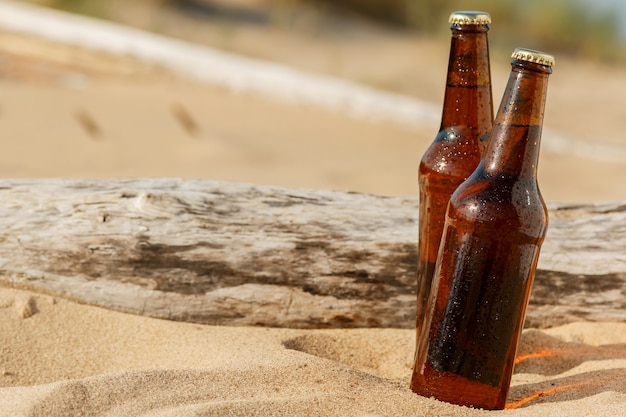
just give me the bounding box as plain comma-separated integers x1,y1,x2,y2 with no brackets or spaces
512,48,555,67
449,11,491,25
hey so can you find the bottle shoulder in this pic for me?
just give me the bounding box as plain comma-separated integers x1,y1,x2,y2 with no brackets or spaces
419,127,486,181
447,170,548,236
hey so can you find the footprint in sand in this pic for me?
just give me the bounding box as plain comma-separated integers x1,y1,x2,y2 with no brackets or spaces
14,296,39,319
283,330,414,381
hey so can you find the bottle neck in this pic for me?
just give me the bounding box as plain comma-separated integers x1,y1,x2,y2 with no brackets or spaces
482,60,551,179
440,25,493,133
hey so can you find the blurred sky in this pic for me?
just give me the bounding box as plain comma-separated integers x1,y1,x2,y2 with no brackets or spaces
579,0,626,36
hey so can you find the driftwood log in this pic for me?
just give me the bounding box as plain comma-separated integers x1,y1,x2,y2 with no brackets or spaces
0,179,624,329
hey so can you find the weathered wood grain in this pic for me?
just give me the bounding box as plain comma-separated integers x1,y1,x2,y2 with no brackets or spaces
0,179,623,328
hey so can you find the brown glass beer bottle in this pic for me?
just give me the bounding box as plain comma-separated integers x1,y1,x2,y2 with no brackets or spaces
410,48,554,410
416,11,494,339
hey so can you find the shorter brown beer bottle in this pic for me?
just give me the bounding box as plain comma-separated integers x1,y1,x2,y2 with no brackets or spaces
410,48,554,410
416,11,493,340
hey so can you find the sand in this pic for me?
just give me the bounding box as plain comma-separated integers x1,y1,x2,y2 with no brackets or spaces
1,286,625,416
1,4,626,416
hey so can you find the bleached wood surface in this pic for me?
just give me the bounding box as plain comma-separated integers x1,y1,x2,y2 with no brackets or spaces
0,178,624,328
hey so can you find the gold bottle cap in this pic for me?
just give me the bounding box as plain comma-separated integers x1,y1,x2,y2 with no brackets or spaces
449,11,492,25
511,48,555,67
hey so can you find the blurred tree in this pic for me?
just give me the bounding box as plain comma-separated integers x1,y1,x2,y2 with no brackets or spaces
29,0,626,63
41,0,108,17
302,0,623,61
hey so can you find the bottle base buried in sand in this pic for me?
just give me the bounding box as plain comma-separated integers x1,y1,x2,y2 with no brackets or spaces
410,362,507,410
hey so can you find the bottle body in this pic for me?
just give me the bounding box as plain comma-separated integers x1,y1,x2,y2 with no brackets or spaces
411,49,553,410
417,127,484,338
413,164,547,409
416,13,493,339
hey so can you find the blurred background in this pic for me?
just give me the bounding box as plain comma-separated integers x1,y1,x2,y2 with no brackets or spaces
1,0,626,202
24,0,626,62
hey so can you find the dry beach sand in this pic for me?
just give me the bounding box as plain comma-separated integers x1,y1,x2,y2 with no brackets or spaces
1,2,626,416
1,287,626,416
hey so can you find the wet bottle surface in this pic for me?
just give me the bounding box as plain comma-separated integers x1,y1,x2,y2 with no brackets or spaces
417,11,494,340
411,48,554,410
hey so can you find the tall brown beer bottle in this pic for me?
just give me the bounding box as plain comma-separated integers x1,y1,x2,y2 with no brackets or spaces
410,48,554,410
416,11,494,339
